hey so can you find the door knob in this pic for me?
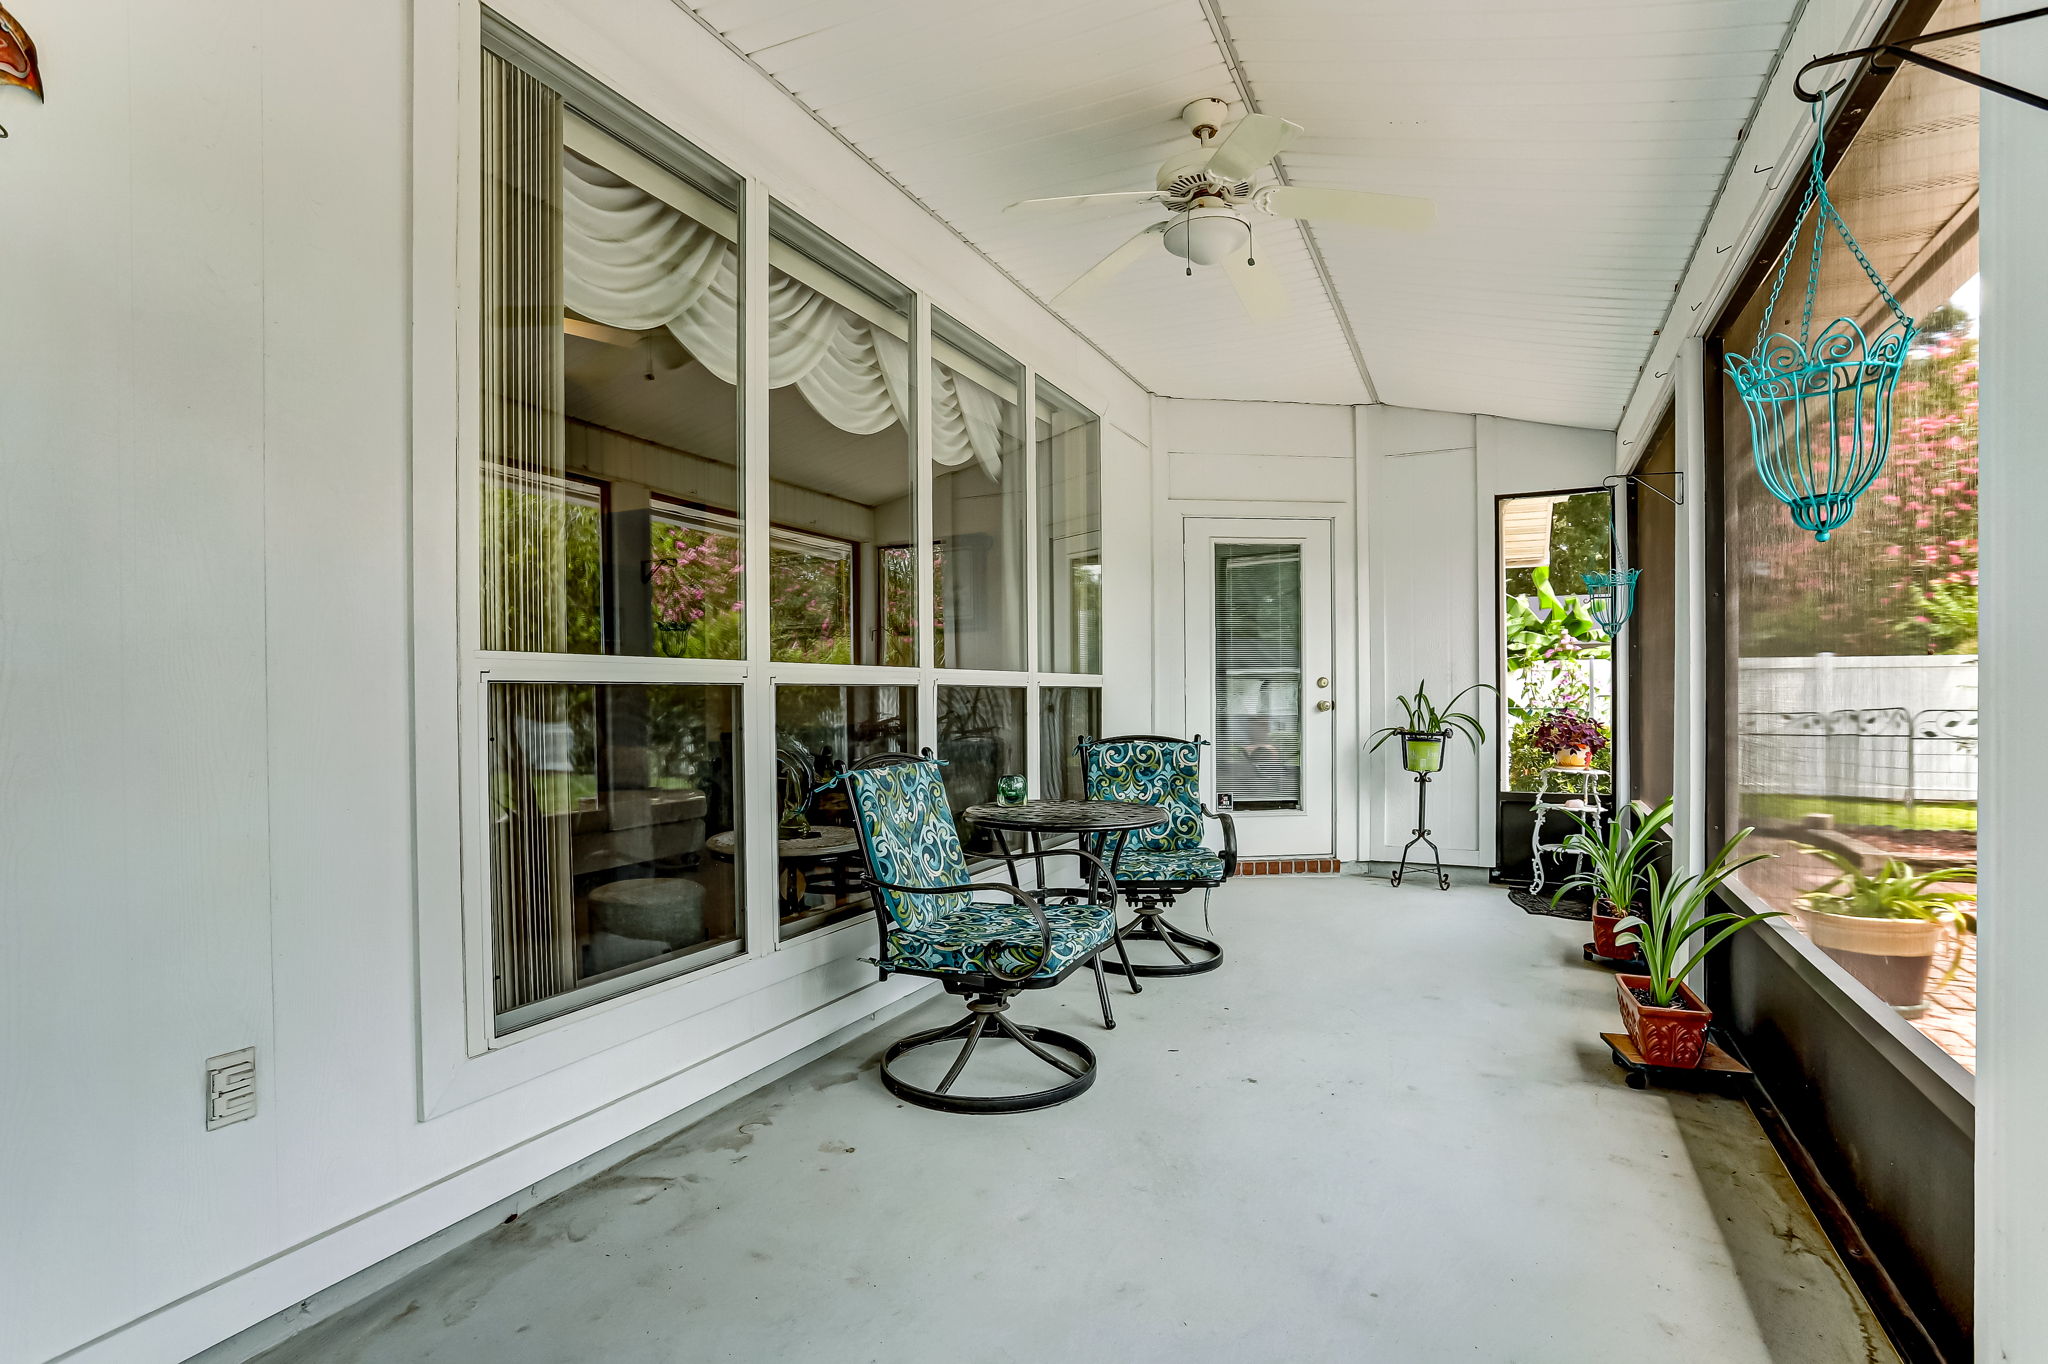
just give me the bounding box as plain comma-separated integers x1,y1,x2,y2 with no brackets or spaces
1316,699,1334,712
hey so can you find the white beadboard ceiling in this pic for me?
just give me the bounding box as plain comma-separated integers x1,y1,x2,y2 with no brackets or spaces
675,0,1803,428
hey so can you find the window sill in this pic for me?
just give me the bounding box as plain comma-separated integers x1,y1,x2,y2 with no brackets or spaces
1718,880,1975,1134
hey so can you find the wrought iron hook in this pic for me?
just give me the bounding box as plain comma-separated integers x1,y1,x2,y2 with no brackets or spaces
1793,5,2048,112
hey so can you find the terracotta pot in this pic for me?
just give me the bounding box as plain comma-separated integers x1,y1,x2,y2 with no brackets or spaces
1553,747,1591,769
1616,973,1711,1069
1797,907,1943,1008
1591,902,1636,961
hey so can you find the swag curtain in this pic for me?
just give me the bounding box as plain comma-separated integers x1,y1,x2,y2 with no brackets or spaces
563,150,1006,480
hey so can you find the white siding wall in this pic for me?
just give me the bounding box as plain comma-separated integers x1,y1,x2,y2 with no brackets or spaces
1360,408,1615,866
0,3,1152,1361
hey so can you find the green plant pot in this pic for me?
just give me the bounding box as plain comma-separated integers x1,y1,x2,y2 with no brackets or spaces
1401,733,1446,774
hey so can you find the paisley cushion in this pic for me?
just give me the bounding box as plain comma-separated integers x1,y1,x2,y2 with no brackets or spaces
884,899,1117,980
1083,739,1206,853
1110,847,1227,885
841,761,973,933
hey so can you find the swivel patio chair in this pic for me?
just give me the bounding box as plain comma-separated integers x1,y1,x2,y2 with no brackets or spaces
839,751,1122,1114
1077,734,1237,978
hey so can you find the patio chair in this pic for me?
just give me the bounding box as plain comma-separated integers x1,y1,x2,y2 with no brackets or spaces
839,751,1121,1114
1077,734,1236,977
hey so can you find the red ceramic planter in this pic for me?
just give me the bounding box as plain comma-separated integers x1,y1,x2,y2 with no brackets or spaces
1591,902,1633,960
1616,973,1711,1069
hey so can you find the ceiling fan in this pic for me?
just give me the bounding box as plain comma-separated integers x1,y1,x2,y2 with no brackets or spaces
1008,98,1434,322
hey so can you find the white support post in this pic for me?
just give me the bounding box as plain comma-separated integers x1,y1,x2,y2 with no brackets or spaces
1670,338,1710,880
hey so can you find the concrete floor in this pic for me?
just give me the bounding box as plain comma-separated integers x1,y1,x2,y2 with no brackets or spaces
254,876,1896,1364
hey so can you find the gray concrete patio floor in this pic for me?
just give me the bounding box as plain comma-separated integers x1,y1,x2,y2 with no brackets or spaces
251,874,1896,1364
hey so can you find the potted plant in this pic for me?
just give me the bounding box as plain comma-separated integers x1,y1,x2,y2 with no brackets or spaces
1368,680,1495,773
1530,707,1608,771
1794,846,1977,1011
1551,797,1673,962
1613,828,1779,1068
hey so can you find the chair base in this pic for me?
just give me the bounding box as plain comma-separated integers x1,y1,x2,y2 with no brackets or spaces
879,994,1097,1114
1105,892,1224,978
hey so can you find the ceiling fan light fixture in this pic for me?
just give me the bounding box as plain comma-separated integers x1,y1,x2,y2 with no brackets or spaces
1162,206,1249,268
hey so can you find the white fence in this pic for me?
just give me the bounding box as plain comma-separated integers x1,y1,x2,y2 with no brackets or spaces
1737,655,1978,807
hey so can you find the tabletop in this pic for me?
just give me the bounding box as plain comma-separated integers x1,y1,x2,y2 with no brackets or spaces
960,799,1167,833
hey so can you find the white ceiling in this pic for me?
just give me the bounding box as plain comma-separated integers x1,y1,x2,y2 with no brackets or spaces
676,0,1803,429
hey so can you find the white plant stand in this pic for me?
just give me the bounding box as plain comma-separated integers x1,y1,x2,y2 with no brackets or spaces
1529,766,1607,895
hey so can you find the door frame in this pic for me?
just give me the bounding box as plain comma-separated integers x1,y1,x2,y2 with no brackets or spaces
1152,498,1357,864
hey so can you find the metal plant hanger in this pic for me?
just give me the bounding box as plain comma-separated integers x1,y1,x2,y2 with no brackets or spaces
1724,94,1914,543
1583,472,1684,637
1793,5,2048,113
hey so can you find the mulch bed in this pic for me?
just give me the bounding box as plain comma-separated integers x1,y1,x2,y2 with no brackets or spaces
1510,887,1592,921
1853,828,1977,861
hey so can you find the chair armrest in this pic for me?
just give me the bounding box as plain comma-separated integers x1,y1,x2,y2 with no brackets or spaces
1203,805,1239,878
860,875,1053,984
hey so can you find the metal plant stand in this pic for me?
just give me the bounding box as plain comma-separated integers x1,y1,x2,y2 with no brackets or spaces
1529,766,1607,895
1391,770,1450,890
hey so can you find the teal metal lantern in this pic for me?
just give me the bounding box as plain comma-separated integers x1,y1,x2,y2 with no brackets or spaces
1582,568,1639,639
1725,100,1914,542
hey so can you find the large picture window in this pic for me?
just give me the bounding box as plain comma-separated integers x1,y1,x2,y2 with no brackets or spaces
471,37,1102,1035
1715,2,1979,1069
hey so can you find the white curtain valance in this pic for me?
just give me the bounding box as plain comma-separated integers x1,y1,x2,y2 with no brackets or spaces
563,151,1003,481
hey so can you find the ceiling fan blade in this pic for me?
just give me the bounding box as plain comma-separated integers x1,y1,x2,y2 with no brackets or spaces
1054,222,1168,306
1261,185,1435,231
1005,191,1160,213
1204,113,1302,180
1224,254,1289,324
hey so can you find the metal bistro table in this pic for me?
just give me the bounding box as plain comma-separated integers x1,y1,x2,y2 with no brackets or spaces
961,798,1166,993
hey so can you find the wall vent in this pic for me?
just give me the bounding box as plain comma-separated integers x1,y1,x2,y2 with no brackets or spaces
205,1047,257,1130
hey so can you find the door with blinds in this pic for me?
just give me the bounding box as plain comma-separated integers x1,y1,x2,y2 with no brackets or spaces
1183,518,1335,857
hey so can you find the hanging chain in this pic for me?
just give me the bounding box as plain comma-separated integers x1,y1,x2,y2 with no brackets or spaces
1751,92,1913,355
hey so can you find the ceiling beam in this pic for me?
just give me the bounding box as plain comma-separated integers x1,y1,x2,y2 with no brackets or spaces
1194,0,1381,405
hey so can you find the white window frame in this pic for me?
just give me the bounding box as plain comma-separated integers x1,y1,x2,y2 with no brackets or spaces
408,4,1105,1118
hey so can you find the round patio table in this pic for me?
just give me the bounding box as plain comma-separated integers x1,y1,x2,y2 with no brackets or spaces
960,798,1166,892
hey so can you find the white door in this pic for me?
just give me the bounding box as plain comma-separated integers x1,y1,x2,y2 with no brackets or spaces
1183,517,1335,857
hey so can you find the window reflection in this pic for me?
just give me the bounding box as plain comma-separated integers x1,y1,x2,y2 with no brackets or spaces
773,685,918,938
1041,686,1102,801
932,313,1027,671
937,685,1026,858
1037,386,1102,675
488,682,741,1030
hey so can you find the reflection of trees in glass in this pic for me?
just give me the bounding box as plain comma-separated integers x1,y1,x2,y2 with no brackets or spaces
769,540,852,665
487,479,604,654
1737,300,1977,658
649,518,743,660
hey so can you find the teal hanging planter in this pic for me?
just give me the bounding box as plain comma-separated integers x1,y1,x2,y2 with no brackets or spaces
1582,568,1639,639
1724,99,1914,543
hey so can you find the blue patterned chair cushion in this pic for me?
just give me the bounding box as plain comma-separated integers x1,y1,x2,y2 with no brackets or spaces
885,900,1117,979
1083,739,1205,854
1111,847,1227,885
841,761,973,932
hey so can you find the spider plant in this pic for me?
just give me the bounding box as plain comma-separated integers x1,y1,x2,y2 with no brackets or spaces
1367,680,1496,752
1616,828,1780,1008
1795,845,1978,984
1551,797,1673,914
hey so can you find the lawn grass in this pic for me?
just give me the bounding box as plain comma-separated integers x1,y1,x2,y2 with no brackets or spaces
1745,793,1977,833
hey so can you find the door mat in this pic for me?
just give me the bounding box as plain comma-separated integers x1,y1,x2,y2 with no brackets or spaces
1510,887,1592,920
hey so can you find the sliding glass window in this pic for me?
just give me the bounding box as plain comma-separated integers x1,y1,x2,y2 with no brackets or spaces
931,312,1027,672
766,206,917,666
1036,384,1102,675
480,49,750,1029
